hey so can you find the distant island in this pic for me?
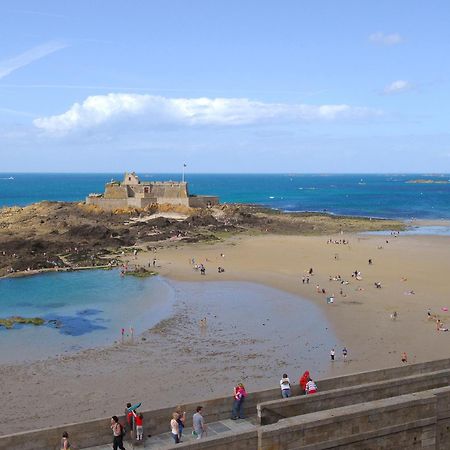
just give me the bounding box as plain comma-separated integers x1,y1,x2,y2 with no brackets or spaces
406,179,450,184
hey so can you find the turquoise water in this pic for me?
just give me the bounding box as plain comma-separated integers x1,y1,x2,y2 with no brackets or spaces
1,173,449,220
0,270,174,362
0,271,337,365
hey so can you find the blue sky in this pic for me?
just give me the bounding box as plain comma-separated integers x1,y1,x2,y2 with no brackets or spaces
0,0,449,173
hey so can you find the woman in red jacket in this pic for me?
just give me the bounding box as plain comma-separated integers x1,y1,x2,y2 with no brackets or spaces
299,370,310,395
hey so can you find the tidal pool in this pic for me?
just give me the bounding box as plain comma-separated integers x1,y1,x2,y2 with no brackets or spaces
0,269,174,362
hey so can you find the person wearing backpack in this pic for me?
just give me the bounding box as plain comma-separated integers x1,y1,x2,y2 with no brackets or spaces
111,416,126,450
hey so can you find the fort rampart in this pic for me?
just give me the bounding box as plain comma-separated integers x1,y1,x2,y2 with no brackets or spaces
1,358,450,449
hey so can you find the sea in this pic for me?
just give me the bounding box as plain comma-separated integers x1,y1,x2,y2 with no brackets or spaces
1,172,450,220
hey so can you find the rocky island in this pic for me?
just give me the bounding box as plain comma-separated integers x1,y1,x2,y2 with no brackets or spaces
0,199,404,278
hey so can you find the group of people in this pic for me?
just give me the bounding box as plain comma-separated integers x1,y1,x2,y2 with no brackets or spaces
280,371,318,398
109,403,145,450
171,405,206,443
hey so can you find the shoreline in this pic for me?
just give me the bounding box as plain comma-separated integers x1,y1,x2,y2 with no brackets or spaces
2,215,449,281
0,272,338,435
1,224,450,434
0,263,115,280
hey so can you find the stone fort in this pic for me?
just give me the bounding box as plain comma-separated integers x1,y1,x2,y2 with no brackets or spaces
86,172,219,210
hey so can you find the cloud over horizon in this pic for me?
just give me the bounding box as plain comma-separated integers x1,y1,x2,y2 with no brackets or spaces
369,32,403,46
383,80,414,94
0,41,67,80
33,93,381,134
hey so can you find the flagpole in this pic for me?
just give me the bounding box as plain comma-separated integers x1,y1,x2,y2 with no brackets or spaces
182,163,186,183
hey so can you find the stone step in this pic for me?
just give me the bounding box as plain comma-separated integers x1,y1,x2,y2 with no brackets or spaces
81,417,256,450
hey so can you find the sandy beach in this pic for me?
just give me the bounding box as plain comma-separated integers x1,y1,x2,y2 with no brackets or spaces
1,230,450,435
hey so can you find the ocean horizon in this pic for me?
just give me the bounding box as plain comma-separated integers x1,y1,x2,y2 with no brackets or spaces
1,172,449,221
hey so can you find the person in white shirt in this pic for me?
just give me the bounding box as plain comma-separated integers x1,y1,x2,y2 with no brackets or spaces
280,374,291,398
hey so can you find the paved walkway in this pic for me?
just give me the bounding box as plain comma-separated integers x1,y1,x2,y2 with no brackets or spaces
82,417,256,449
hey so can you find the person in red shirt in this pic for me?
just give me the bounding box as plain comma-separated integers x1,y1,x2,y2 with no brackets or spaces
299,370,310,395
132,411,144,441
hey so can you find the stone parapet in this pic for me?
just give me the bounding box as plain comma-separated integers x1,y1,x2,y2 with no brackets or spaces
2,358,450,449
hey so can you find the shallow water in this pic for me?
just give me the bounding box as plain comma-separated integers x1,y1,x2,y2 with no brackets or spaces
0,270,174,362
362,225,450,236
0,271,338,369
163,279,338,378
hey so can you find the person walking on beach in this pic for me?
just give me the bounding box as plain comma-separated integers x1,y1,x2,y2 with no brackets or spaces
401,352,408,364
299,370,310,395
193,406,207,439
342,347,348,361
280,373,291,398
111,416,126,450
231,383,247,419
170,412,181,444
330,348,335,361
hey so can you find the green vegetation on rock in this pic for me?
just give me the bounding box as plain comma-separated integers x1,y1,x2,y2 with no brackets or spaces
124,268,157,278
0,316,45,329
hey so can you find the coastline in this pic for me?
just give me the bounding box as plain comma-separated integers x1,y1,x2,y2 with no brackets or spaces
1,209,450,434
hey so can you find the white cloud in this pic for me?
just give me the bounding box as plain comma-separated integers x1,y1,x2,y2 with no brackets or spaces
33,93,381,134
383,80,414,95
0,41,67,80
369,32,403,46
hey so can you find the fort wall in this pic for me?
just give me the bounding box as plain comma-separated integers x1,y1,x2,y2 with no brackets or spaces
86,173,218,209
85,197,130,210
258,390,441,449
258,367,450,425
104,185,129,199
2,359,449,450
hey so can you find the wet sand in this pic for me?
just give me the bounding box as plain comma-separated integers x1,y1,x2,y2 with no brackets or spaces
149,232,450,374
0,278,335,435
1,231,449,435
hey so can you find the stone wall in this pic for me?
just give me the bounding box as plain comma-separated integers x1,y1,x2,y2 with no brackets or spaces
104,184,128,199
258,367,450,425
2,359,450,450
258,391,440,449
85,197,129,210
174,430,258,449
189,196,220,208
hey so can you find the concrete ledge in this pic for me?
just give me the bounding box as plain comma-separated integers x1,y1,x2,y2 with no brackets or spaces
290,418,436,450
258,368,450,425
258,392,437,449
165,429,258,449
